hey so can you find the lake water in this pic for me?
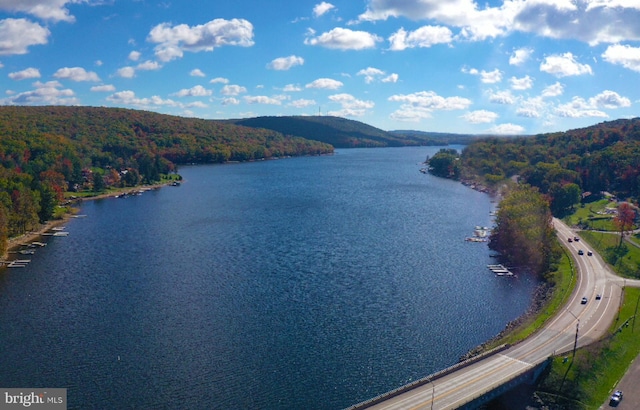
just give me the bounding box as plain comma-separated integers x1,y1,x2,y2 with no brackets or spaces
0,147,537,409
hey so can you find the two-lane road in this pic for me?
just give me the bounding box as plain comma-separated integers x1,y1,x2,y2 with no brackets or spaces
362,219,622,409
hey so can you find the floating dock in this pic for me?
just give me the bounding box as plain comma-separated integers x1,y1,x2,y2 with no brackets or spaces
7,259,31,268
487,264,514,276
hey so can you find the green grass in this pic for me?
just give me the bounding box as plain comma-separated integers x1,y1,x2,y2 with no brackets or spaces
580,231,640,279
538,287,640,409
564,199,618,231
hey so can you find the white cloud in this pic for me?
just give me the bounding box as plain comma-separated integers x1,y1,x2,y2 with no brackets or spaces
389,106,433,122
53,67,101,82
602,44,640,73
382,73,399,83
313,2,335,17
136,60,162,71
90,84,116,92
1,80,77,105
116,67,136,78
357,68,398,84
388,26,453,51
488,123,526,135
464,67,502,83
244,95,282,105
541,82,564,97
488,90,516,105
326,94,375,117
513,1,640,45
462,110,498,124
8,67,41,80
509,47,533,66
187,101,208,109
480,69,502,84
589,90,631,109
221,84,247,96
516,108,541,118
357,1,640,46
510,75,533,90
107,90,180,108
288,99,317,108
304,27,381,50
267,55,304,70
0,0,77,22
517,97,544,118
173,85,212,97
552,91,629,118
210,77,229,84
357,0,512,40
540,52,593,77
128,51,141,61
0,18,50,55
389,91,472,112
148,18,255,62
555,97,608,118
221,97,240,105
190,69,205,77
283,84,302,92
357,67,384,83
305,78,344,90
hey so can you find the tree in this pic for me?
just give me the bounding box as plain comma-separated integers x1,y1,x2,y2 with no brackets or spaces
428,149,460,179
490,185,560,277
549,182,581,216
614,202,636,247
92,171,105,192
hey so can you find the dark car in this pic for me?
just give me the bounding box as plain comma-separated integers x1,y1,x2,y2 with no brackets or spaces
578,249,584,255
581,297,588,304
574,236,580,241
610,390,623,406
587,251,593,256
568,237,573,242
596,294,602,300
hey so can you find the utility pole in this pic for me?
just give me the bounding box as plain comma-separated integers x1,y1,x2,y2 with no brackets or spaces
572,321,579,358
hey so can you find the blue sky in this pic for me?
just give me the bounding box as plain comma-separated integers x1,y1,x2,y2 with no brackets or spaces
1,0,639,135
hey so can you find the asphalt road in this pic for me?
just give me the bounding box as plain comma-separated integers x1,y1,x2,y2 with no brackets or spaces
362,219,627,410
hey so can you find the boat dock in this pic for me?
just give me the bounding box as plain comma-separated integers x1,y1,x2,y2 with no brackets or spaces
487,264,514,276
6,259,31,268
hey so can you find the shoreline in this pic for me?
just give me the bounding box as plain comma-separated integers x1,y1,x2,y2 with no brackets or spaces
2,182,173,262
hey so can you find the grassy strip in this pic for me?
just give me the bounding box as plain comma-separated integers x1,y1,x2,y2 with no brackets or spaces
565,199,617,231
538,287,640,408
580,231,640,279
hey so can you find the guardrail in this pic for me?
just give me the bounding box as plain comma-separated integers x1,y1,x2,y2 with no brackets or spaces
345,344,511,410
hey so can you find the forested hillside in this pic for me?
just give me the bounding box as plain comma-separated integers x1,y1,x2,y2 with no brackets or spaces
229,115,419,148
459,118,640,213
388,130,483,146
0,106,333,255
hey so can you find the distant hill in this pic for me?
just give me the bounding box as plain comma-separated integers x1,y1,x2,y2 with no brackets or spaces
228,116,424,148
388,130,487,145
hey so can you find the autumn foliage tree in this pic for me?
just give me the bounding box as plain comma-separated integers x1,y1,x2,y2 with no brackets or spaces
490,185,561,278
613,202,636,247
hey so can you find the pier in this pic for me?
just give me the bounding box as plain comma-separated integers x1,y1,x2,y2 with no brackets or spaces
487,264,514,276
